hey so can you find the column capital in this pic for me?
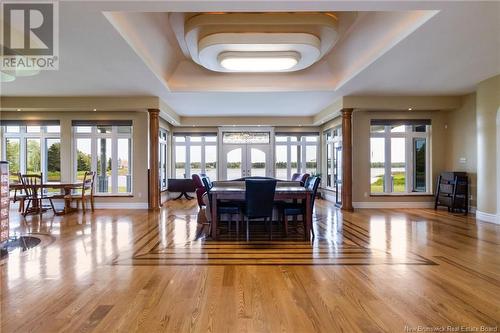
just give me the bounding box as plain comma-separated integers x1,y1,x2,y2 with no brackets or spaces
340,108,354,117
148,108,160,115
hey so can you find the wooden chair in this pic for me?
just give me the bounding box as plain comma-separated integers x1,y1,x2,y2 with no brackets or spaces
66,171,95,212
11,173,27,213
20,173,57,217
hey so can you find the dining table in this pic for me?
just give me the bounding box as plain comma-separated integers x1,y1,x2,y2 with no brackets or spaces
10,181,83,215
209,185,312,240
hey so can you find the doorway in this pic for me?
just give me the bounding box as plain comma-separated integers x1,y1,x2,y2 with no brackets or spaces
219,128,274,180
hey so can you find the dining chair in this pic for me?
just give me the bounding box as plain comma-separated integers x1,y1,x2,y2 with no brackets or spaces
202,176,243,237
66,171,96,212
243,179,277,241
278,176,321,238
11,173,27,213
20,173,57,217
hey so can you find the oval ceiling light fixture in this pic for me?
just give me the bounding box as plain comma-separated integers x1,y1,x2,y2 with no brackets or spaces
183,12,339,73
219,51,300,72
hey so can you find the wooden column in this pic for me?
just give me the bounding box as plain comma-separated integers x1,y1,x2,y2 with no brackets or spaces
148,109,160,209
341,108,354,211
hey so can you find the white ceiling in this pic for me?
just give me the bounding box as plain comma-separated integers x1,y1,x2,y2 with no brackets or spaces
1,1,499,118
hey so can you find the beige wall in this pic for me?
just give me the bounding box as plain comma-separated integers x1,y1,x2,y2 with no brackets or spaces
352,110,449,204
476,74,500,215
1,110,149,205
444,94,477,208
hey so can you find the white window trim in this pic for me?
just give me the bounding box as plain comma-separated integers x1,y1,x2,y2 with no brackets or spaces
370,125,431,195
323,127,342,189
1,125,61,182
173,135,217,179
73,125,133,195
159,128,168,191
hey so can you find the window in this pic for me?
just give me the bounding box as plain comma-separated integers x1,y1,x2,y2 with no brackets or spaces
173,134,217,179
274,133,319,180
370,120,431,194
73,121,133,194
1,123,61,182
324,127,342,189
159,129,168,191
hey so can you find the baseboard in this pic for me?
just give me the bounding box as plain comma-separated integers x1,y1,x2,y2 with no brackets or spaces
352,201,434,209
475,210,500,224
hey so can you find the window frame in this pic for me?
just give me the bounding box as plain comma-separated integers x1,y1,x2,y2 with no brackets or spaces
370,123,432,195
1,125,61,182
323,127,342,189
274,133,319,180
159,128,168,191
73,124,133,195
173,134,217,179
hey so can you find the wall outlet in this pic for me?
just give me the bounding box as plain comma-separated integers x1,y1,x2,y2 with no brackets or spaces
459,157,467,164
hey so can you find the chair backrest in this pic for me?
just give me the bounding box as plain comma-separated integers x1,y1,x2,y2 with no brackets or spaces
293,173,310,185
245,179,277,219
82,171,96,197
20,173,43,198
191,174,204,189
305,176,321,210
201,176,213,207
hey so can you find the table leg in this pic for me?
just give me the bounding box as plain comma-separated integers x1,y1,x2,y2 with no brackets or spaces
63,187,72,214
211,193,218,240
305,194,311,241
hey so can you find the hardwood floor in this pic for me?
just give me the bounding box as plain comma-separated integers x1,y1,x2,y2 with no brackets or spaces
1,199,499,332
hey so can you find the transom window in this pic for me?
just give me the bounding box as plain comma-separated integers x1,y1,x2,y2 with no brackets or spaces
1,122,61,182
174,134,217,180
370,120,431,194
275,133,319,180
73,121,133,195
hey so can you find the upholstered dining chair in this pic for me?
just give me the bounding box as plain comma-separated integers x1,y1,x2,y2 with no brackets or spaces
192,174,207,208
291,173,310,185
243,179,277,241
202,176,243,237
66,171,96,212
278,176,321,238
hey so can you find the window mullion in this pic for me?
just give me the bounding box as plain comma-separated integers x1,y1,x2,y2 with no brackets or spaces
111,128,118,194
384,127,391,193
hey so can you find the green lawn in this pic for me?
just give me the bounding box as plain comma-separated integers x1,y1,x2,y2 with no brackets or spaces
371,172,406,193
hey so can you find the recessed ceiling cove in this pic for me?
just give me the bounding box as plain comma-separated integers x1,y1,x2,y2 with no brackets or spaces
175,12,339,73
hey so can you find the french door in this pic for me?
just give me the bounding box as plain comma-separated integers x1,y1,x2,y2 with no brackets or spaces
222,144,271,180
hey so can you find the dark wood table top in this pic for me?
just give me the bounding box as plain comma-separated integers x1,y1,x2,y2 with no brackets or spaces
10,182,83,190
210,185,310,193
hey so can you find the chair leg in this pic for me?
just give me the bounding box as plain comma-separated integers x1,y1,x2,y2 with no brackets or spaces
24,199,31,217
268,217,272,240
82,199,86,213
48,199,57,215
235,214,239,238
90,197,95,211
283,212,288,237
228,214,232,233
39,199,43,219
246,217,249,241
